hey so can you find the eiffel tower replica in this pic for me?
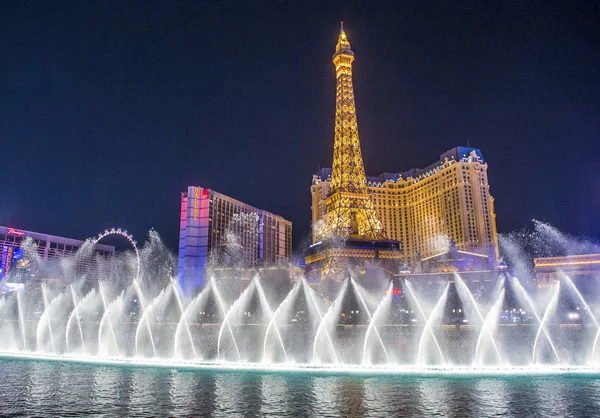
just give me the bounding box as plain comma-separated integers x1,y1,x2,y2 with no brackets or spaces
305,23,403,283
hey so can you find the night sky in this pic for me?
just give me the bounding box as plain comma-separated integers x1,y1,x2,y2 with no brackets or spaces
1,1,599,253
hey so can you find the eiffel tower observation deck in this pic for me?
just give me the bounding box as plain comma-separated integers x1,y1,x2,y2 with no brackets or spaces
305,24,402,283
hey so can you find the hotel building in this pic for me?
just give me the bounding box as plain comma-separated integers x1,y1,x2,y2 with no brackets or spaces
178,186,292,295
312,146,499,264
535,254,600,288
0,225,114,288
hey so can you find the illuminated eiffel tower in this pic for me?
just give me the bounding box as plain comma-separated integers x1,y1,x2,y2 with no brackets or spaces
318,23,387,241
306,24,402,282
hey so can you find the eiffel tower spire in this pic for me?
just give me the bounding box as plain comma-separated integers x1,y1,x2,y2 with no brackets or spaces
318,24,387,240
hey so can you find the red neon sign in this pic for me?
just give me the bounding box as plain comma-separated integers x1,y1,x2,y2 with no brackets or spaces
193,187,200,220
7,228,24,236
4,246,13,275
385,288,401,295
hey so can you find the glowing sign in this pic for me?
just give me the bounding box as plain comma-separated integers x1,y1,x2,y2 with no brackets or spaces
3,246,13,277
384,288,401,296
193,187,200,220
7,228,24,236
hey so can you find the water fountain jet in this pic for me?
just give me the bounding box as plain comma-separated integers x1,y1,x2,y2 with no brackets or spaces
454,273,503,362
404,280,445,364
362,281,393,365
533,282,561,364
416,282,449,365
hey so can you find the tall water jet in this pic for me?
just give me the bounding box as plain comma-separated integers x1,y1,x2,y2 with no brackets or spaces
510,276,560,363
65,286,85,354
0,296,20,351
212,278,241,361
533,282,561,364
454,273,503,362
350,279,388,364
474,286,505,365
98,283,121,357
37,285,58,354
255,278,287,363
301,279,336,362
416,282,449,365
263,280,303,363
562,273,598,326
132,279,157,357
562,274,600,363
362,281,393,365
16,289,28,351
135,283,174,357
218,279,260,361
173,279,201,359
405,280,445,365
312,279,349,364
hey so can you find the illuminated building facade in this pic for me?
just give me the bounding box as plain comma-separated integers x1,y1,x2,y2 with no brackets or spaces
534,254,600,288
312,147,500,264
178,186,292,295
0,226,114,290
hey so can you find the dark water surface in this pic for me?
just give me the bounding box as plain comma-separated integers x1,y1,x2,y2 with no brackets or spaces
0,359,599,417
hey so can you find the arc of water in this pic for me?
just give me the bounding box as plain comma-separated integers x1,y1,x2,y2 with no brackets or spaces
38,285,57,354
475,288,505,365
0,298,12,350
173,279,200,359
98,284,121,356
454,274,503,363
563,274,600,362
533,282,561,364
404,280,445,364
351,279,388,363
563,274,599,327
65,286,88,354
302,279,337,363
255,278,287,362
592,333,600,363
263,280,302,362
362,281,393,365
416,282,449,365
133,280,157,357
510,277,560,363
214,278,242,361
16,290,27,350
312,279,349,364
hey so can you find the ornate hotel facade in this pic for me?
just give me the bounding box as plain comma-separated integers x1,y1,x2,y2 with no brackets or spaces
309,26,499,266
312,146,500,264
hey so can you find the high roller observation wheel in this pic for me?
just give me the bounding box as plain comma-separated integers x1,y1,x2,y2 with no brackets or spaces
92,228,140,281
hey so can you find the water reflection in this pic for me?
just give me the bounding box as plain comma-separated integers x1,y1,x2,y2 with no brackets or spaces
0,361,29,415
473,378,509,416
417,378,452,416
313,376,366,417
26,362,61,415
260,374,318,416
214,372,263,416
92,366,134,416
505,376,542,416
169,370,217,416
528,376,600,416
0,360,599,416
129,368,173,415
